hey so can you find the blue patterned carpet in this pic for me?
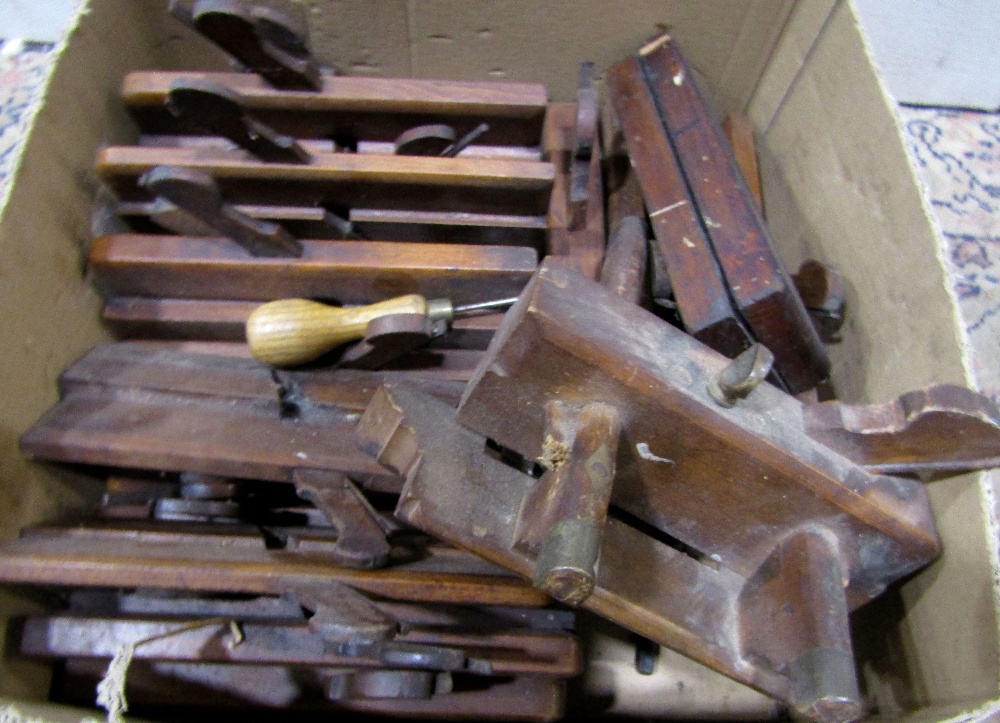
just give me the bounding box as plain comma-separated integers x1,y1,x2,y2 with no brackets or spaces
900,106,1000,400
0,40,54,206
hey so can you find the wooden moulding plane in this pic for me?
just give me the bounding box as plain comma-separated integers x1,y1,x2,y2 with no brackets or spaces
55,657,565,720
3,522,575,719
9,342,578,719
23,597,580,677
608,37,829,395
355,258,1000,723
98,68,604,354
123,71,550,149
18,342,483,492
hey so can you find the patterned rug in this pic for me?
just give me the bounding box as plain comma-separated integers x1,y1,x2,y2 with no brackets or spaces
900,106,1000,402
0,40,55,209
0,41,997,401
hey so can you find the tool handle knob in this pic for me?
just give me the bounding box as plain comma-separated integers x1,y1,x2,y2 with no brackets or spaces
246,294,428,367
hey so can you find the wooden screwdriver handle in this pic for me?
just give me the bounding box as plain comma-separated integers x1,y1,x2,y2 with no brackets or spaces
246,295,429,367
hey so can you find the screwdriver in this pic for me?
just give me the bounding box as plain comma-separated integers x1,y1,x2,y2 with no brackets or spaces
246,294,519,367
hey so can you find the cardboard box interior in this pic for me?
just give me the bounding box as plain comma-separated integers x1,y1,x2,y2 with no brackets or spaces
0,0,997,719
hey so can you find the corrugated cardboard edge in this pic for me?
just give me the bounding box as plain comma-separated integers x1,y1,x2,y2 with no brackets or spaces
848,2,1000,717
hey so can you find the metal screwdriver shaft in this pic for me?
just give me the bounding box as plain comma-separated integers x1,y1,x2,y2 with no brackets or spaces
453,297,519,317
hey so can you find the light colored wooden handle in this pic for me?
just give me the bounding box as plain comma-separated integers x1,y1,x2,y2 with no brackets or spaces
246,295,428,367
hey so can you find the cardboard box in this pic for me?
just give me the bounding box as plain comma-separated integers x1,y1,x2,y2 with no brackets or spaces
0,0,996,719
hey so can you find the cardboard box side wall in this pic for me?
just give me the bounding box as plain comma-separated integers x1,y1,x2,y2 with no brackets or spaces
751,0,1000,715
0,0,996,718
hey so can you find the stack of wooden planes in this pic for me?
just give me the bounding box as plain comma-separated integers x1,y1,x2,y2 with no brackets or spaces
6,2,1000,721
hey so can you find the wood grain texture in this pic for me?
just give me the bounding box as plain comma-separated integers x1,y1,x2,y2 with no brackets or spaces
20,343,482,489
98,146,555,215
20,383,395,487
356,382,787,701
23,614,580,677
544,103,605,279
139,165,303,257
57,343,466,413
804,384,1000,475
120,201,548,249
355,264,951,717
245,295,431,368
104,297,257,341
640,40,829,393
457,261,939,604
0,524,546,606
602,143,648,306
89,234,537,306
116,340,483,381
722,112,764,213
608,58,751,356
123,71,549,147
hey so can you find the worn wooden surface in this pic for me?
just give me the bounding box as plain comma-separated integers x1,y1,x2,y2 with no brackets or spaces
804,384,1000,475
639,39,828,394
292,470,392,569
601,148,649,307
20,381,394,486
139,165,303,256
349,208,548,248
23,615,580,677
355,357,942,721
456,262,939,604
520,402,621,604
738,531,861,721
118,200,354,240
607,58,752,357
176,0,322,90
98,146,555,216
59,589,576,632
599,215,646,306
90,234,536,307
53,344,462,412
54,657,565,720
567,63,598,231
104,297,256,341
0,523,546,606
356,382,790,702
123,71,549,148
115,339,483,380
722,112,764,213
120,199,549,248
544,103,605,279
166,79,311,163
20,343,485,489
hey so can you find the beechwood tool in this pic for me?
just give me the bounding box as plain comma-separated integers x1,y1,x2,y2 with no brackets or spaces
9,9,996,721
246,295,518,367
355,258,1000,723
